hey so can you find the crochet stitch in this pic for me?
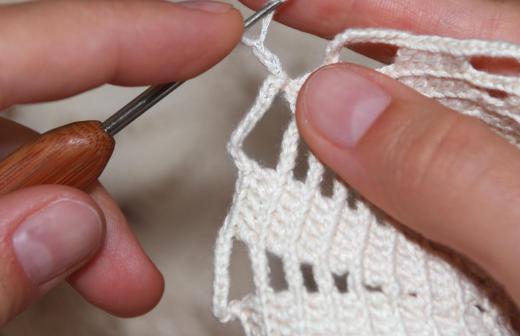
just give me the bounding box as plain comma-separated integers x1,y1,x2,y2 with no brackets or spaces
213,13,520,336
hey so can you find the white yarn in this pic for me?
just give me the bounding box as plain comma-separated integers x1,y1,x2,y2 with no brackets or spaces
213,13,520,336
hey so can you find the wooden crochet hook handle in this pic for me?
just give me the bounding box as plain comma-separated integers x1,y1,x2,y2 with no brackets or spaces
0,1,285,195
0,121,114,195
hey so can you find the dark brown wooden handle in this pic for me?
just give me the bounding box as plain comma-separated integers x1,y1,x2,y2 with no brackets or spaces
0,120,115,195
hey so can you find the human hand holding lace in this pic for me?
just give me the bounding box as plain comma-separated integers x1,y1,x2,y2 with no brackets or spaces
241,0,520,305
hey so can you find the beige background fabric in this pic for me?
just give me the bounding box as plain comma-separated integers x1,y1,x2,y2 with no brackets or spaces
0,1,345,335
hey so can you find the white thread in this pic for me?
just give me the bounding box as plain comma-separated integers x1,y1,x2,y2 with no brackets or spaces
213,16,520,336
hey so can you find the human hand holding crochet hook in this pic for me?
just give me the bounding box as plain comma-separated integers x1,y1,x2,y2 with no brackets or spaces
0,0,243,325
242,0,520,305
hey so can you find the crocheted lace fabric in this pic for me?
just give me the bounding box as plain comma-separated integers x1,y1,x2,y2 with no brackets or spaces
213,13,520,336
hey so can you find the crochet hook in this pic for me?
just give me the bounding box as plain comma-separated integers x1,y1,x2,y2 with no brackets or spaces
0,0,284,194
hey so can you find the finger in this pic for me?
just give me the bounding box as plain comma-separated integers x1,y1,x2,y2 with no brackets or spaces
0,185,104,326
0,117,164,317
241,0,520,48
296,64,520,304
68,186,165,317
0,0,243,109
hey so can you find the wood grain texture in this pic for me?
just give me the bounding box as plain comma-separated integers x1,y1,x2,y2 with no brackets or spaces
0,121,114,195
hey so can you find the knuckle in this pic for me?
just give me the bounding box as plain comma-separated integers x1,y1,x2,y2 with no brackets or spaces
383,110,484,199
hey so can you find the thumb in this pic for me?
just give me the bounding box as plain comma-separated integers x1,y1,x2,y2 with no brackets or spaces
297,64,520,304
0,185,104,325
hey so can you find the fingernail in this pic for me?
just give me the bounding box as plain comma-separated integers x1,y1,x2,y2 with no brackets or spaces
302,66,392,148
13,199,103,285
177,0,233,14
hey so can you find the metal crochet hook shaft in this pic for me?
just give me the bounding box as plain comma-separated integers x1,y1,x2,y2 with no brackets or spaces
102,0,284,136
0,1,285,195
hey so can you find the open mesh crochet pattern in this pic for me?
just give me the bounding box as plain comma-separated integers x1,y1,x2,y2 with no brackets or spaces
213,12,520,336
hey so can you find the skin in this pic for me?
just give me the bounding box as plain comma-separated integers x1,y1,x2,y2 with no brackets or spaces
0,0,243,325
239,0,520,305
2,0,520,326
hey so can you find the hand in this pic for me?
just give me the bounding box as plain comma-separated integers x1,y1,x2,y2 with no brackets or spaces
241,0,520,304
0,0,242,325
